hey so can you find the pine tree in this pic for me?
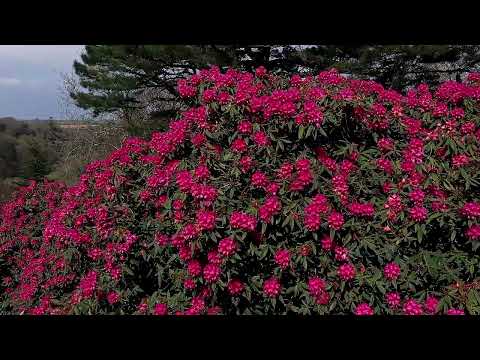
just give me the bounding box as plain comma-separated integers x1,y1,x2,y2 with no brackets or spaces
299,45,480,89
70,45,305,117
71,45,234,116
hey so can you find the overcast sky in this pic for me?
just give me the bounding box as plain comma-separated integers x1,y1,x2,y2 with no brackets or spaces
0,45,85,119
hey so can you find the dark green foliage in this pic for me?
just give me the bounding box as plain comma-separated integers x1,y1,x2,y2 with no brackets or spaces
16,137,53,180
0,118,64,181
0,134,18,178
299,45,480,89
0,118,71,201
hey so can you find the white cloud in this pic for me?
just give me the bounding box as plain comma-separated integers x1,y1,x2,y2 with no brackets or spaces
0,45,85,118
0,45,84,70
0,77,21,86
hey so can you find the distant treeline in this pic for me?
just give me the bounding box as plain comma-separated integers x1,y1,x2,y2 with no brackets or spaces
0,117,66,179
0,117,125,202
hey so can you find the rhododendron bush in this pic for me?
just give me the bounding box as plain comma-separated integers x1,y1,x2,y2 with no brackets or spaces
2,67,480,315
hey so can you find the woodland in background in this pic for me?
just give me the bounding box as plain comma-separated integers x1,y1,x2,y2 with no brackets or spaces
0,117,125,202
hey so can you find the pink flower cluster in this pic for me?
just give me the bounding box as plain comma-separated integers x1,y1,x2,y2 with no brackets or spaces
263,278,281,298
348,202,375,217
274,249,290,270
355,303,374,315
338,263,356,281
304,194,329,231
218,237,237,257
230,211,257,232
383,262,401,281
259,196,282,222
308,277,330,305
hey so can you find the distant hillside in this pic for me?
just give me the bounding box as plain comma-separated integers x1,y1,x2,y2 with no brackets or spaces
0,117,66,201
0,116,125,203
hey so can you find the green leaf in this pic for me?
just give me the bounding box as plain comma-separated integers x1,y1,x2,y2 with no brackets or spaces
298,125,305,139
467,290,480,315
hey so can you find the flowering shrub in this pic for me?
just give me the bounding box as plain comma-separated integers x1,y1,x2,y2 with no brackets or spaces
2,67,480,315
